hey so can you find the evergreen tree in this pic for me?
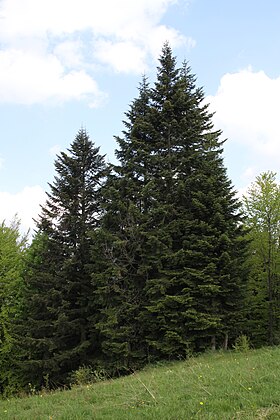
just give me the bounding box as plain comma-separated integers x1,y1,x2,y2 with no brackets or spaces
95,43,249,369
20,129,107,386
142,44,248,355
91,77,154,372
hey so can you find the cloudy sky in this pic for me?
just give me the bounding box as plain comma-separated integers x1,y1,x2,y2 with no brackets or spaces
0,0,279,234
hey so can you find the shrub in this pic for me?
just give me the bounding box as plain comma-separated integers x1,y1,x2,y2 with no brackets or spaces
70,366,107,386
233,335,251,352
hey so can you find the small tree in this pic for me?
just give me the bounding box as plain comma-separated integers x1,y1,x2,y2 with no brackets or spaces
243,171,280,345
0,218,28,395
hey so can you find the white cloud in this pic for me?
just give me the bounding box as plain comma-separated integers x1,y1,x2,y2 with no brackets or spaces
0,0,182,40
0,186,46,235
94,40,148,74
207,68,280,183
147,25,195,60
93,25,194,74
54,41,84,69
0,48,104,105
0,0,193,104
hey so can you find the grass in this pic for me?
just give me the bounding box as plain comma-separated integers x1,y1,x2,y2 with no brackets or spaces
1,346,280,419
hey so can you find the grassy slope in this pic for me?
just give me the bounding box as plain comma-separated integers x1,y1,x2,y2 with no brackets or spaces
1,347,280,419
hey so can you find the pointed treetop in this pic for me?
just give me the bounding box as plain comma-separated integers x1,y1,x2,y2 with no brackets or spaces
157,41,178,76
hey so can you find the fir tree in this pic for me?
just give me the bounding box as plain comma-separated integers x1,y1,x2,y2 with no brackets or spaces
143,44,249,355
95,43,249,368
91,78,154,372
20,129,107,386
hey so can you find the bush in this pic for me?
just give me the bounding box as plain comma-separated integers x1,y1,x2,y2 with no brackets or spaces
233,335,251,352
70,366,107,386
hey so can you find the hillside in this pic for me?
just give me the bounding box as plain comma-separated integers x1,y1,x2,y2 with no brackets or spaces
1,346,280,419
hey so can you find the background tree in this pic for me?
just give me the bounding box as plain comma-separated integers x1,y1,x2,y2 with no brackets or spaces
243,171,280,345
0,218,27,395
20,129,107,386
91,77,154,372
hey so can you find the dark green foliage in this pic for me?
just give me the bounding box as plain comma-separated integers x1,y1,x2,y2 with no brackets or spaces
91,78,153,372
18,232,63,387
142,45,248,355
94,43,249,371
20,129,107,387
12,45,251,392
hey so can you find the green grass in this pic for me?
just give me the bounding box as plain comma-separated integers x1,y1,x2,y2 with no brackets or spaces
1,347,280,419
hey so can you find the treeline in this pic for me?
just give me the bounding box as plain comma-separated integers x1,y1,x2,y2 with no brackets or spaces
0,44,279,395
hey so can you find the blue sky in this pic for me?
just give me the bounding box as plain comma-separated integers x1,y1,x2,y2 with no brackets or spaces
0,0,280,233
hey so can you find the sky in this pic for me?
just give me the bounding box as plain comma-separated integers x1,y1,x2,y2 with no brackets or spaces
0,0,280,235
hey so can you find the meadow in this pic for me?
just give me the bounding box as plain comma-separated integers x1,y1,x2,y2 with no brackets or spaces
1,346,280,419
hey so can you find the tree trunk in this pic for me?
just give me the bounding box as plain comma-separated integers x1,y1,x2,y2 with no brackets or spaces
211,335,216,351
268,225,274,345
223,332,228,350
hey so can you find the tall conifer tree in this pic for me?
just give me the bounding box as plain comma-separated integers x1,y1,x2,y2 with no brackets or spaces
21,129,107,385
143,44,248,355
91,78,155,371
95,43,248,368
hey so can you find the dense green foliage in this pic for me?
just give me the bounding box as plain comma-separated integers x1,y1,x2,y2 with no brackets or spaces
243,171,280,346
0,45,277,396
0,219,27,395
19,129,107,387
93,43,248,371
